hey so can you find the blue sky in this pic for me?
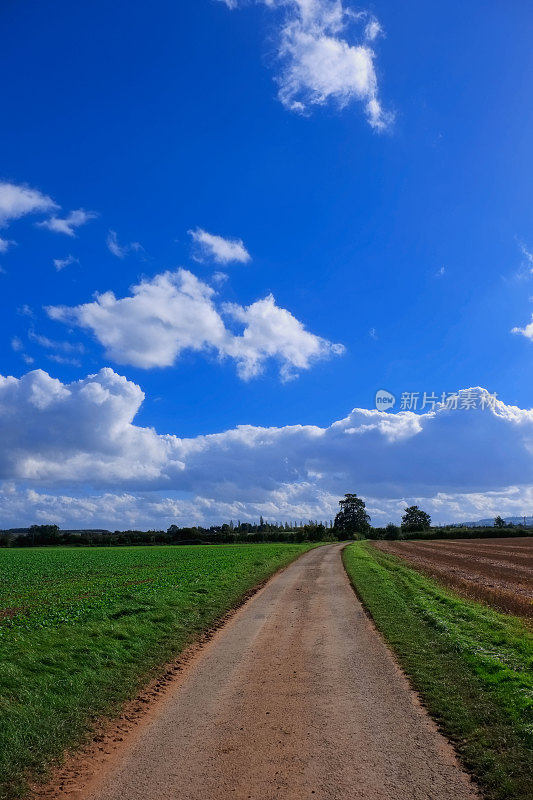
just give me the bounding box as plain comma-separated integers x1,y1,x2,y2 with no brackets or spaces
1,0,532,528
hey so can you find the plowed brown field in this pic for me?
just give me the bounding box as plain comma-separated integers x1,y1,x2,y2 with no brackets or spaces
374,537,533,618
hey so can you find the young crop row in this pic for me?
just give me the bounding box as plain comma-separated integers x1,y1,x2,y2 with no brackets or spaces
0,544,306,633
0,543,313,800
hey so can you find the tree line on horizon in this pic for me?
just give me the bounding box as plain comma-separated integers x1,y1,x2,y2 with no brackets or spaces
1,494,530,547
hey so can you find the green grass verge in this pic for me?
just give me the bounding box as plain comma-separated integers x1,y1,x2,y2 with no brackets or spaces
342,542,532,800
0,543,313,799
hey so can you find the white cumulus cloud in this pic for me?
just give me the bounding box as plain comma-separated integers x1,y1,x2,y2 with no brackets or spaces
47,271,228,369
46,269,343,379
0,372,532,527
219,0,391,129
512,317,533,341
364,18,382,42
0,181,57,226
38,209,97,237
189,228,251,264
224,294,345,379
0,368,182,485
3,484,533,530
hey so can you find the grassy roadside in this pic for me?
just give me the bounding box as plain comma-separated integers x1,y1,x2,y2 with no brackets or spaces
342,542,532,800
0,543,314,800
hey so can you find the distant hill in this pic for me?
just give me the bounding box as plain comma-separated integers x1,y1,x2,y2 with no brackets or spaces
449,516,533,528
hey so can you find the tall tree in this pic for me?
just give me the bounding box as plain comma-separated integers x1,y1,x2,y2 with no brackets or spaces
401,506,431,532
384,523,401,540
334,494,370,538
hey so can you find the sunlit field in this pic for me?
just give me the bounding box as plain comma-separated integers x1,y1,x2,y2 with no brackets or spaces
0,544,312,799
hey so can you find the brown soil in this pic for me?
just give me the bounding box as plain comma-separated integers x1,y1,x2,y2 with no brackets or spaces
0,606,27,621
31,544,477,800
374,537,533,618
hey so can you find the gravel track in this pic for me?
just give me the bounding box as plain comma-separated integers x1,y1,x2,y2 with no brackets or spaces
42,544,478,800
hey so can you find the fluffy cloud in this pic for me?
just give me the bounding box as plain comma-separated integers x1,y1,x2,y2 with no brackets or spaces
224,294,345,379
189,228,251,264
0,483,341,529
0,368,183,485
220,1,391,128
47,271,229,369
0,370,532,527
47,269,343,379
37,209,97,236
2,484,533,530
512,317,533,342
0,181,57,226
364,18,382,42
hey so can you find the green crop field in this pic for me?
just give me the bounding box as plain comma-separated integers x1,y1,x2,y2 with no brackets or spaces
0,543,313,799
343,542,533,800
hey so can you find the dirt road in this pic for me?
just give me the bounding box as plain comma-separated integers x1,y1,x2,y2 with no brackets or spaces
65,544,478,800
